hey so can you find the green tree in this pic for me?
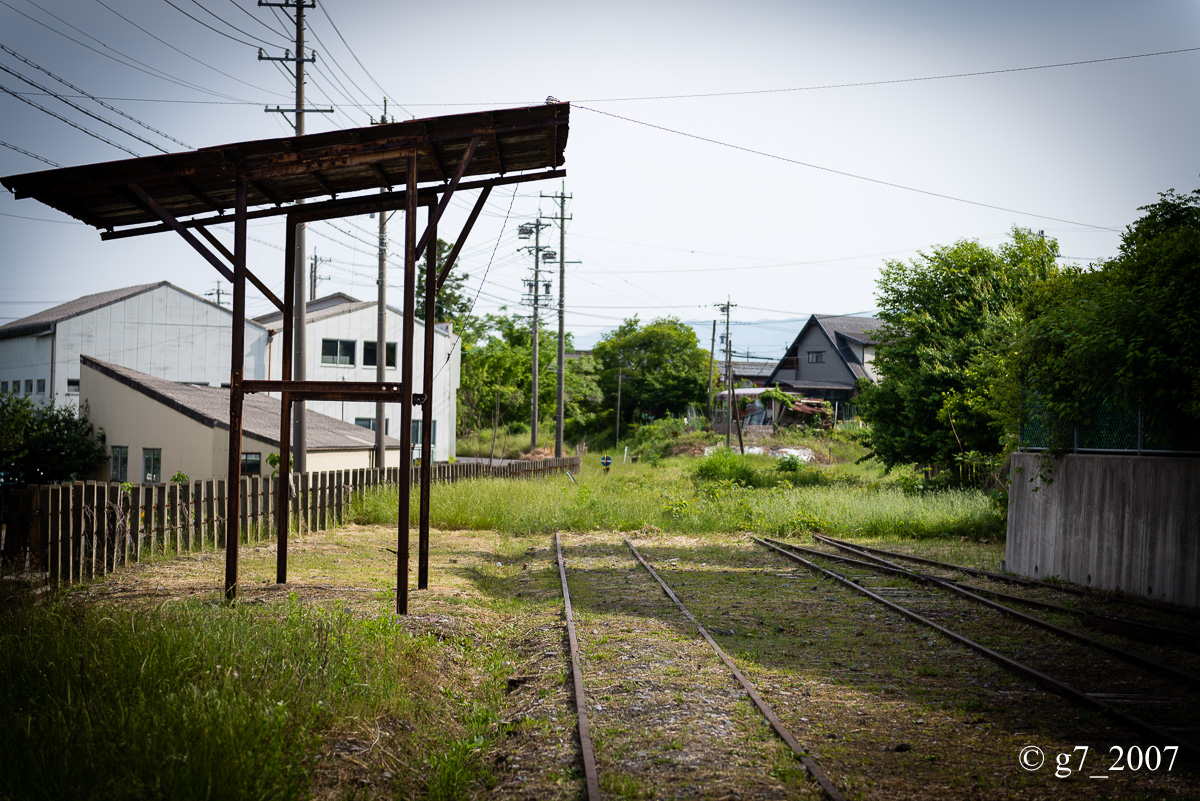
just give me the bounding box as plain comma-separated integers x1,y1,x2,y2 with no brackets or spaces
414,238,484,343
0,396,108,485
591,316,713,431
858,227,1057,472
1015,189,1200,443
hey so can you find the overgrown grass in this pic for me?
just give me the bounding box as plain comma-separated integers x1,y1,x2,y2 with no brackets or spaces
0,594,505,800
351,453,1005,542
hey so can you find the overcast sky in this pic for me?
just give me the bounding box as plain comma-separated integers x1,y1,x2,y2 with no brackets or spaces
2,0,1197,359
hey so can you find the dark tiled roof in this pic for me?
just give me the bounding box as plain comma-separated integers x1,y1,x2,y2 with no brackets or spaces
773,379,857,391
82,356,402,452
731,361,775,379
815,314,884,345
0,283,158,339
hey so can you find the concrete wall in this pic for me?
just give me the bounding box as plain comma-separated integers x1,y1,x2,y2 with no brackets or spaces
1007,452,1200,607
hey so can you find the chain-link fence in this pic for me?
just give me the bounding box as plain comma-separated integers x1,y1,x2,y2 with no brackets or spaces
1021,392,1200,454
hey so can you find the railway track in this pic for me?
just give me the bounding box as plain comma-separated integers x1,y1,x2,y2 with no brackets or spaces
554,533,845,800
754,534,1200,765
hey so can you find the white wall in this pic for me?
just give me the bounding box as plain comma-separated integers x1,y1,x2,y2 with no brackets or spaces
0,333,51,401
268,303,460,461
54,284,268,402
0,283,269,408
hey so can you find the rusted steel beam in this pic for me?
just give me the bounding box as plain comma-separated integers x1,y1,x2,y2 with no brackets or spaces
172,175,222,213
224,174,248,602
276,214,296,586
312,169,338,198
418,204,435,590
125,183,236,283
241,380,421,404
423,142,445,182
487,132,503,174
416,136,479,260
249,178,286,206
437,184,491,292
195,226,285,312
100,170,565,240
372,163,392,187
397,151,418,615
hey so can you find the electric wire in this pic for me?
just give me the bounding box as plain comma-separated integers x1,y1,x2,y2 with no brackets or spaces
0,63,170,153
93,0,287,100
576,103,1120,232
0,82,140,156
161,0,266,49
0,43,191,149
185,0,288,49
314,2,411,118
2,0,258,102
0,140,61,167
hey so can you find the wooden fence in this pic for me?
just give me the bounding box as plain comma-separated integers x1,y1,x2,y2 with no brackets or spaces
0,456,581,586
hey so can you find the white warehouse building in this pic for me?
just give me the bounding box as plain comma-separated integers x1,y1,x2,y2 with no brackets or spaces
255,293,461,463
0,282,269,405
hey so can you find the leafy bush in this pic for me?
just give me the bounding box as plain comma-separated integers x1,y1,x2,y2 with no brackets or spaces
693,449,761,487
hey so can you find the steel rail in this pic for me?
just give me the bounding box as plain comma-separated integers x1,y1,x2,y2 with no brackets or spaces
624,539,846,801
765,537,1200,690
555,533,600,801
811,535,1199,653
816,534,1200,620
752,536,1200,761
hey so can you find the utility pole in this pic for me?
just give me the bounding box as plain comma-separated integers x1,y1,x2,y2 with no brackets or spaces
309,251,330,299
716,299,736,449
205,282,229,308
541,184,573,457
259,0,332,475
615,365,623,447
372,102,391,470
706,319,716,423
518,219,551,452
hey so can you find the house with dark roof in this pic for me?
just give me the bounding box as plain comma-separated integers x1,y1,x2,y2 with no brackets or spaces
81,356,402,483
0,281,268,405
764,314,884,404
255,292,460,462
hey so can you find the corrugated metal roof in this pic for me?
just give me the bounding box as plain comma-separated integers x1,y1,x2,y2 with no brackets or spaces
815,314,884,345
2,104,569,231
82,355,402,451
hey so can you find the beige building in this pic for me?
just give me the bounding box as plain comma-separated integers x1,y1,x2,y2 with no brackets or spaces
81,356,403,484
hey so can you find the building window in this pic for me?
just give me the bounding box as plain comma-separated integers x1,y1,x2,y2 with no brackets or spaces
241,452,262,475
354,417,389,434
67,378,80,395
411,420,437,445
807,351,825,364
111,446,128,483
142,448,162,484
320,338,355,365
363,341,397,368
24,379,33,394
36,378,46,394
0,382,6,393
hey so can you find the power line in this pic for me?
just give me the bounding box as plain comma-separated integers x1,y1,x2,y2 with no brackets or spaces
2,0,257,102
0,82,140,156
0,43,191,149
161,0,264,49
314,2,411,118
0,63,167,153
575,104,1121,232
94,0,288,100
185,0,287,49
0,140,61,167
571,46,1200,102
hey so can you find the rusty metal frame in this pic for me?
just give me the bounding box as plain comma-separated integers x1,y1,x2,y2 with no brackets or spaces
5,107,568,613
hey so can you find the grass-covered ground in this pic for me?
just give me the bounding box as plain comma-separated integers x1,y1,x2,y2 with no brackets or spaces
0,446,1041,799
354,447,1006,544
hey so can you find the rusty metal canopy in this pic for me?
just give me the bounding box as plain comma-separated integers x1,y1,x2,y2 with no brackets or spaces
1,103,568,231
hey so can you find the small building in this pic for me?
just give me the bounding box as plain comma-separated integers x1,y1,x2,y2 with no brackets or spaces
0,282,269,405
81,355,402,484
764,314,884,405
255,293,461,463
